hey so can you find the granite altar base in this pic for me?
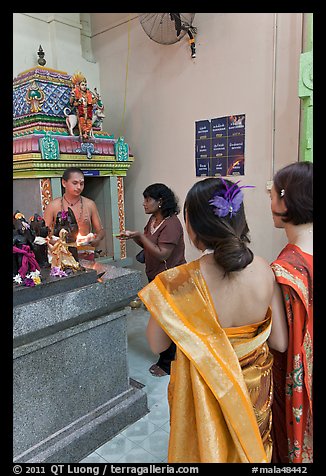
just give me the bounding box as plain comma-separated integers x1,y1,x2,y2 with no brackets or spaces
13,265,148,463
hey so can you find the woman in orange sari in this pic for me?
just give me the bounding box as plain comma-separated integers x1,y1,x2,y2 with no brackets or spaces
269,161,313,463
139,178,288,463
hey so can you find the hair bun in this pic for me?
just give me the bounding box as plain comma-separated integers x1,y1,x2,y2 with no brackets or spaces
213,235,253,273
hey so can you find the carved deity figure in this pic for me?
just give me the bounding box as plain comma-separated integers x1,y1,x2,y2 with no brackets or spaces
29,213,50,268
13,211,39,277
66,72,100,140
49,228,80,271
53,207,79,262
25,80,45,113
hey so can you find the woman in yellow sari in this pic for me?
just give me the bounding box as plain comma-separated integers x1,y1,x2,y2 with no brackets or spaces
139,178,288,463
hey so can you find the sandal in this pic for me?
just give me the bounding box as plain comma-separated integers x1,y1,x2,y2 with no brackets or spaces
149,364,167,377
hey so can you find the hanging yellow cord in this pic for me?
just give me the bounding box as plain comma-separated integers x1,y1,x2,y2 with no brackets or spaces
119,15,131,137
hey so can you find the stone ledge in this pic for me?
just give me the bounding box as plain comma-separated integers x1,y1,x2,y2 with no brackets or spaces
14,381,148,463
13,268,142,345
13,268,98,307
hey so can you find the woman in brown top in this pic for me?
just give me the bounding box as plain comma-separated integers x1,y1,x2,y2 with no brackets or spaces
119,183,186,376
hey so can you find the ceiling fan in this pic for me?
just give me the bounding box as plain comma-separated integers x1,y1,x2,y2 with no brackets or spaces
139,13,197,58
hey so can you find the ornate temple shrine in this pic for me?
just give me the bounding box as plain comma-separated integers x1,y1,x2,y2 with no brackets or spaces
13,65,134,263
13,65,148,463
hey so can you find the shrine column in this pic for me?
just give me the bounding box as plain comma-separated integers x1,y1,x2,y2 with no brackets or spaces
299,13,313,163
109,176,127,262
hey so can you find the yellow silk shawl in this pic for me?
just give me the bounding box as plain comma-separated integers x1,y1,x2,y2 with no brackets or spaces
138,260,273,463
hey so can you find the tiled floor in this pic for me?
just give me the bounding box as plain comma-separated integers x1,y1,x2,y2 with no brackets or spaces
80,306,170,463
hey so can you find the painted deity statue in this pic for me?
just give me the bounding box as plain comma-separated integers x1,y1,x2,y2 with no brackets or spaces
13,211,40,278
92,87,106,130
53,207,79,262
29,213,50,268
65,72,105,140
49,228,80,271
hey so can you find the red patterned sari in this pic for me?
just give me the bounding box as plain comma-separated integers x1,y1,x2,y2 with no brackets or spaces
271,244,313,463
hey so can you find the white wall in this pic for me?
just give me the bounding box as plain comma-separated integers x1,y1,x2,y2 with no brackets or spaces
90,13,302,270
13,13,101,92
13,13,303,279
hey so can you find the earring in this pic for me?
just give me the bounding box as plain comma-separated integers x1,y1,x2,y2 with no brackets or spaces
158,204,162,208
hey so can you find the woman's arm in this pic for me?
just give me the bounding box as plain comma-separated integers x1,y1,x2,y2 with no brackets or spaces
146,315,172,354
115,230,143,247
120,230,175,261
129,233,143,247
268,278,288,352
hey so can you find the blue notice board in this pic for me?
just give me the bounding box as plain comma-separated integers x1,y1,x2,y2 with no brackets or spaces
195,120,211,140
83,170,100,176
195,114,245,176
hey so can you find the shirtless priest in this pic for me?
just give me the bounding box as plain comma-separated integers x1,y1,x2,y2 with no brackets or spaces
44,167,105,262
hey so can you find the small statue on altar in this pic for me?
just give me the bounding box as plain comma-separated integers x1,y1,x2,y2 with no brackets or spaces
13,211,40,279
68,72,97,140
29,213,50,268
48,228,80,271
52,207,79,262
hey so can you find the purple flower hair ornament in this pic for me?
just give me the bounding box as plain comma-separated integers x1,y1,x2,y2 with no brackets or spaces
208,178,255,218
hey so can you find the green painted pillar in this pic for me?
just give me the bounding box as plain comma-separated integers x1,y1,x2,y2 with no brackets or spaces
50,177,62,199
298,13,313,162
